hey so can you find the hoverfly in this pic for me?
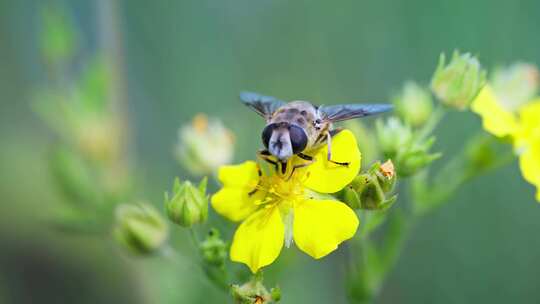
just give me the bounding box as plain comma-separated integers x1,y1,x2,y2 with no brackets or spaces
240,91,392,174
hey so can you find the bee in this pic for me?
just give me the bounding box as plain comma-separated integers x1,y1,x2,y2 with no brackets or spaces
240,91,392,174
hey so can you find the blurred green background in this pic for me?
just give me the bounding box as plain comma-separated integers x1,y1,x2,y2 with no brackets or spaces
1,0,540,303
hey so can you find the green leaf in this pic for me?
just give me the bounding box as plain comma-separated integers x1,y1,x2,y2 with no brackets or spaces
49,146,101,207
76,57,110,114
40,5,77,65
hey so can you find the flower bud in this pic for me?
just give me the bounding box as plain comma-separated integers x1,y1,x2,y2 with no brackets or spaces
431,51,487,110
375,117,413,158
341,161,397,211
231,275,280,304
164,177,208,227
376,117,441,177
200,228,227,267
393,81,433,127
198,228,230,290
396,137,441,177
464,134,499,175
270,287,281,302
491,62,539,111
113,203,168,255
76,117,122,164
175,114,234,175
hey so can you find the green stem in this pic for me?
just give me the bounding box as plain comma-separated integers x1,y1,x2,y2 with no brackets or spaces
415,105,445,142
189,228,200,248
97,0,131,179
159,245,215,288
161,228,231,293
186,228,230,292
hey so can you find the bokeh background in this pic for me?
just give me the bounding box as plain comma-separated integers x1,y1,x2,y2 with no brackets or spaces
1,0,540,303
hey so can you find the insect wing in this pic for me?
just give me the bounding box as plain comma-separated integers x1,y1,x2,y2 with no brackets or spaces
319,104,393,122
240,91,286,120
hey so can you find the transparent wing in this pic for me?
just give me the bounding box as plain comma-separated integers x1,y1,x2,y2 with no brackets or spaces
240,91,286,119
319,104,393,122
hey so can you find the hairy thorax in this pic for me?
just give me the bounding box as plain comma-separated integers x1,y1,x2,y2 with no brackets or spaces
269,101,329,149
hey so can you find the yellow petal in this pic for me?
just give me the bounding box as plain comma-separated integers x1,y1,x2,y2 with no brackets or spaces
230,206,285,273
518,142,540,202
518,100,540,126
471,85,518,138
211,161,261,222
211,188,261,221
301,129,361,193
293,199,359,259
514,101,540,147
513,100,540,202
217,161,260,187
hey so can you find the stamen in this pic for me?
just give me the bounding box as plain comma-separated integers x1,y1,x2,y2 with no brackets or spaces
254,197,273,206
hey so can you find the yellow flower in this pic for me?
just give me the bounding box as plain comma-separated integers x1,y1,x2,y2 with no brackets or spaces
472,85,540,202
514,102,540,201
471,85,519,138
211,130,361,273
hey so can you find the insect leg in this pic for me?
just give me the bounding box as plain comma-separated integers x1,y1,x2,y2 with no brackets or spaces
297,152,314,161
248,166,263,196
326,130,350,167
286,153,315,180
257,149,279,172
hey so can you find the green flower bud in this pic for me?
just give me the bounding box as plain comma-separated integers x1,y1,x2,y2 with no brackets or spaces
396,136,442,177
175,114,235,176
231,275,279,304
393,81,433,127
113,203,168,255
200,228,227,267
164,177,208,227
375,117,413,158
341,161,397,211
431,51,487,110
491,62,539,111
270,287,281,302
198,228,229,290
376,117,441,177
464,134,499,175
355,175,390,210
76,117,122,164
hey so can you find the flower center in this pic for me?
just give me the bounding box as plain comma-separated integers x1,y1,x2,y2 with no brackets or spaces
251,169,307,212
268,174,305,208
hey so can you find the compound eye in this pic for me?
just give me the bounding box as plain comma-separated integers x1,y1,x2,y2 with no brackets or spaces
262,123,277,149
289,125,308,154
